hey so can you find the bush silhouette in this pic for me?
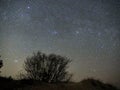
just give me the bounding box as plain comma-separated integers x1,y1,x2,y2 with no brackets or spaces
23,51,72,83
0,60,3,69
0,56,3,73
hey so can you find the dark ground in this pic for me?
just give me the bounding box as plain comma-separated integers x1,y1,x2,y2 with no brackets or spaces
0,76,119,90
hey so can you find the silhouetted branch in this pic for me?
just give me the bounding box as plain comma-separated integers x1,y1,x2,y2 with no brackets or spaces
23,51,72,83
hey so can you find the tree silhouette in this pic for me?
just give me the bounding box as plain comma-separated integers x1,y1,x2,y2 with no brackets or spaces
23,51,72,83
0,56,3,73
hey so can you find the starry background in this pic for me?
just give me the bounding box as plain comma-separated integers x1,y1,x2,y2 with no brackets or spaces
0,0,120,88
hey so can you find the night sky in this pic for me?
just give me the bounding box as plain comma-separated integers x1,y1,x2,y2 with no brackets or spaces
0,0,120,88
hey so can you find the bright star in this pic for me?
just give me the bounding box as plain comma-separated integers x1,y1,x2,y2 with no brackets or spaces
14,60,18,63
27,6,30,9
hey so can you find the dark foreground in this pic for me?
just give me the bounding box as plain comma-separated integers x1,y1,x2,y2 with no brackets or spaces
0,77,119,90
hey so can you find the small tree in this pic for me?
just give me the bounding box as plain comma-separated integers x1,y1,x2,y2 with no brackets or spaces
23,51,72,83
0,56,3,73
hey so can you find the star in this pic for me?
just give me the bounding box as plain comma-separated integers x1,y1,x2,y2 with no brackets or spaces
27,6,30,9
75,31,79,34
51,31,58,35
14,60,18,63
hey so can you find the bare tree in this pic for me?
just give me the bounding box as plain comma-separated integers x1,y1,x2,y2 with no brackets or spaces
23,51,72,83
0,56,3,73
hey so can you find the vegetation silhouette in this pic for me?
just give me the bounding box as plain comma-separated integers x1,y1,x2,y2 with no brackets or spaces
0,52,119,90
0,56,3,73
22,51,72,83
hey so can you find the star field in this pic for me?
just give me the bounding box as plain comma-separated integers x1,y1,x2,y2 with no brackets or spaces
0,0,120,88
